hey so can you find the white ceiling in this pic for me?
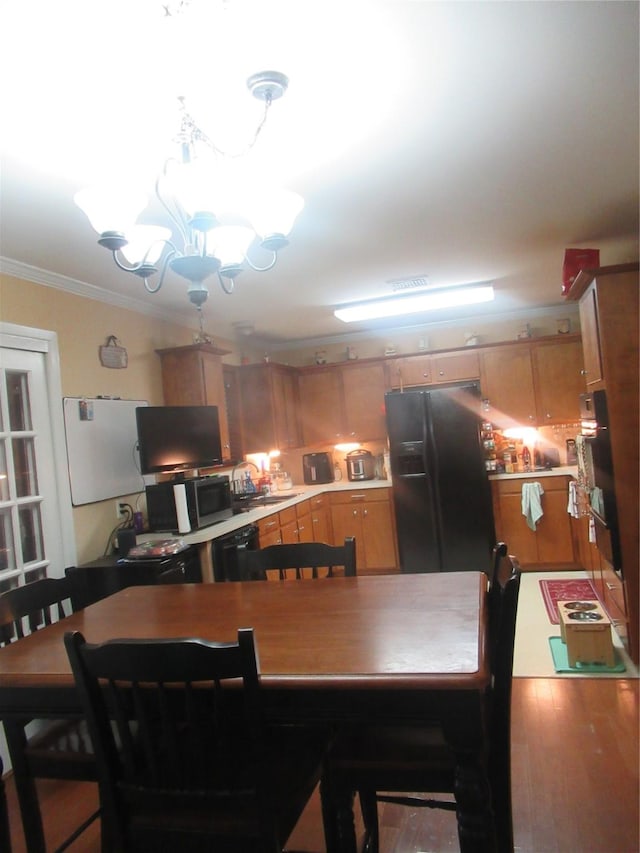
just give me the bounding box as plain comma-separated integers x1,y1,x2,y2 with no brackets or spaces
1,0,638,348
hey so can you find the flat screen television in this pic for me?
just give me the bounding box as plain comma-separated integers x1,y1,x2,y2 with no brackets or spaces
136,405,223,476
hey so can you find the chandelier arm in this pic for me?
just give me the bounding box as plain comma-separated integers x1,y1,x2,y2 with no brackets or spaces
111,240,180,276
244,249,278,273
217,271,235,295
142,248,179,294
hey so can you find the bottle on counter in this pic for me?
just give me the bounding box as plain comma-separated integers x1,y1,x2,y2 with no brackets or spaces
522,446,531,472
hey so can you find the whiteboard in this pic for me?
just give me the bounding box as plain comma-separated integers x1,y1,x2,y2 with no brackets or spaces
63,398,148,505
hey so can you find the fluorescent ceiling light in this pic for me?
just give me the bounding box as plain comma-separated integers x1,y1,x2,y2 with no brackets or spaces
334,283,495,323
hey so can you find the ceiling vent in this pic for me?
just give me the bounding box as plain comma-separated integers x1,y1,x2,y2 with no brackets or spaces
389,276,429,293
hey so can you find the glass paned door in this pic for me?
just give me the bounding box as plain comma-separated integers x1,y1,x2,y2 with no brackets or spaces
0,348,63,591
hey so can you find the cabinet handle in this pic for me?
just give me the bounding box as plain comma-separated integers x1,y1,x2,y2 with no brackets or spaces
353,509,358,517
438,370,444,376
545,413,552,419
363,509,368,517
350,494,367,500
580,369,587,375
606,582,618,591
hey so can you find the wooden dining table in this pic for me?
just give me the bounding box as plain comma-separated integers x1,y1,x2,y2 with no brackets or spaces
0,571,496,851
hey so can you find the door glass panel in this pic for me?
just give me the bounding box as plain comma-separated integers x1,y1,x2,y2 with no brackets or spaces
19,503,44,564
7,371,32,431
12,437,38,497
0,509,14,572
0,442,8,501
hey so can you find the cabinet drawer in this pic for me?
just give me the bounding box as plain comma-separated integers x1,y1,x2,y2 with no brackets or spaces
330,488,390,505
278,506,297,526
309,493,327,511
258,514,280,535
295,499,310,519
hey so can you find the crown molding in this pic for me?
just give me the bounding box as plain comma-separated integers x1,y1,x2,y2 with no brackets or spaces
0,257,193,326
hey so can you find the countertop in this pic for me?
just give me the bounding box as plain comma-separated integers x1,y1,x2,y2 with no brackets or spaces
145,479,393,546
488,465,578,481
144,466,578,547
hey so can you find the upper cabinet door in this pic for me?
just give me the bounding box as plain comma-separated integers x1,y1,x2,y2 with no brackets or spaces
298,367,344,445
532,339,585,423
239,364,301,454
578,283,604,386
480,345,537,427
340,362,387,441
431,351,480,384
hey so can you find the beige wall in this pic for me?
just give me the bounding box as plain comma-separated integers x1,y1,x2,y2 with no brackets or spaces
0,272,238,564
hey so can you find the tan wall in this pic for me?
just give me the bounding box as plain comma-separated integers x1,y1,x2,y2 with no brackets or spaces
0,272,239,564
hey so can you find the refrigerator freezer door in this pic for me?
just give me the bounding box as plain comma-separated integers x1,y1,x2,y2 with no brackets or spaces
386,391,441,573
386,383,495,574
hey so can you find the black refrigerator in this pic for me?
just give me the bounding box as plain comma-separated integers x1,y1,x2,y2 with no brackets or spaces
386,382,495,573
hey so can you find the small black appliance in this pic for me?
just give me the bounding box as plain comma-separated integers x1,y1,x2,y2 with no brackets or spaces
302,452,334,485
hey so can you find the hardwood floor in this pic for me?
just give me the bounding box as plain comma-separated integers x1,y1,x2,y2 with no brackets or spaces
4,679,638,852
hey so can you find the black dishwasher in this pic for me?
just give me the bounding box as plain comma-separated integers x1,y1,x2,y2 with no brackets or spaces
211,524,259,582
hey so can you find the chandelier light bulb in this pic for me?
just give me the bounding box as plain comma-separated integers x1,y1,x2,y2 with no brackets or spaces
74,185,147,237
120,225,172,265
247,188,304,241
209,225,256,267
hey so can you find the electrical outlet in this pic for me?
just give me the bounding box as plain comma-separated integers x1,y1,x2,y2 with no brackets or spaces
116,502,128,519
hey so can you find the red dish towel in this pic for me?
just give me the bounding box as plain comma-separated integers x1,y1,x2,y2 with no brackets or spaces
539,578,598,624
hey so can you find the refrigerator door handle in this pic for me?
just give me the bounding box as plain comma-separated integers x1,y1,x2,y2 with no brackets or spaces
424,393,445,570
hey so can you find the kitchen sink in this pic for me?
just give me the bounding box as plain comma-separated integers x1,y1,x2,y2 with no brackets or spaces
231,493,300,513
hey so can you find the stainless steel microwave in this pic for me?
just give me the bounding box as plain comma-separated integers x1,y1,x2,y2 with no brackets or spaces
146,476,232,533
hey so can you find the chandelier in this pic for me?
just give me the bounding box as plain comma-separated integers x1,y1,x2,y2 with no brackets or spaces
74,71,303,308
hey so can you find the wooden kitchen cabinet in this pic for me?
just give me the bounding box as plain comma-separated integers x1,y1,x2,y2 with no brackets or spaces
156,344,231,463
491,475,579,570
567,262,639,663
387,354,432,388
298,361,387,444
257,502,315,549
480,336,583,428
298,367,343,445
239,363,301,453
329,488,398,573
257,513,282,548
531,338,584,423
387,350,479,389
309,492,332,543
481,345,536,427
432,350,480,383
340,361,387,440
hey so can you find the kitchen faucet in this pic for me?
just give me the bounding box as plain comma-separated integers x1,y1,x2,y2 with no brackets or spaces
231,460,260,495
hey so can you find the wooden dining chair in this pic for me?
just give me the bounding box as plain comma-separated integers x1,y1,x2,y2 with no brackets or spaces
320,545,522,853
237,537,356,581
64,627,329,853
0,576,100,853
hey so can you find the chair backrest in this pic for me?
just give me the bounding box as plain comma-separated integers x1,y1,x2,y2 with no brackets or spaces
237,537,356,581
486,546,521,853
0,576,76,645
64,628,266,851
487,546,521,689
